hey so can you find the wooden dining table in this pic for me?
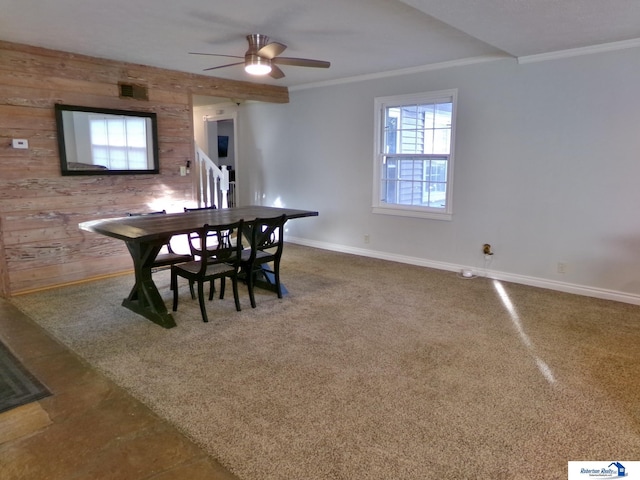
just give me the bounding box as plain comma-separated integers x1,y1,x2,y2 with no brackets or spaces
79,205,318,328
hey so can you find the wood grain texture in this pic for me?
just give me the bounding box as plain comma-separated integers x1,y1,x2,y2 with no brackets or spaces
0,40,289,296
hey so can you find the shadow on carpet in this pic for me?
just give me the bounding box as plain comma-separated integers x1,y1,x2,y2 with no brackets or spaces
0,340,50,414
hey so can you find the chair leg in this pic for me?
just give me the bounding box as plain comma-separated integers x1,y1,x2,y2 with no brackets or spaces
274,260,282,299
247,269,257,309
208,280,216,300
172,270,179,312
219,277,226,300
232,276,241,311
197,281,208,323
189,280,196,300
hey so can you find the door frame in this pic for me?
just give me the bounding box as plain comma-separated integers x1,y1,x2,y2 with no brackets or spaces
203,106,239,205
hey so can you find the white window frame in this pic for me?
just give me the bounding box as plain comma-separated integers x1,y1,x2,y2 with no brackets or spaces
372,89,457,221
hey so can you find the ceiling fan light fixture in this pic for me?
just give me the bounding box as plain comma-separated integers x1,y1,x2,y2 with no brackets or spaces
244,54,272,75
191,34,329,80
245,63,271,75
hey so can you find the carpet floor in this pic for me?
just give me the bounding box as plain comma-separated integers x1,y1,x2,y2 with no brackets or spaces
10,244,640,479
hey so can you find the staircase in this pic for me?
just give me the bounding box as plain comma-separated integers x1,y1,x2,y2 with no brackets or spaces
194,143,236,209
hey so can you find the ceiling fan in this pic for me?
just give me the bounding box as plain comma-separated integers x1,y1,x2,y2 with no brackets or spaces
190,34,330,79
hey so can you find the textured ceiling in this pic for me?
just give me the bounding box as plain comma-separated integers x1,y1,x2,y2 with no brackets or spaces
0,0,638,87
401,0,640,56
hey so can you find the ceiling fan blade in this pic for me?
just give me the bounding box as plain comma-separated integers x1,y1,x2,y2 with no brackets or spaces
203,61,244,71
189,52,244,59
269,65,285,79
272,57,330,68
258,42,287,59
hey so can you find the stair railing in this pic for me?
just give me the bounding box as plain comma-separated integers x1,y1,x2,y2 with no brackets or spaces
194,143,230,209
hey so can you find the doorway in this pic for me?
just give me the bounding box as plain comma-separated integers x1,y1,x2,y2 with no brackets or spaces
192,97,240,207
206,118,236,184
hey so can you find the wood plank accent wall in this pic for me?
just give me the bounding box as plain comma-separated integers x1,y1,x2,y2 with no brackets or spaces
0,40,289,296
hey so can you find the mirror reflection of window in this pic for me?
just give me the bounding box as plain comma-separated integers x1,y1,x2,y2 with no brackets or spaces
89,115,150,170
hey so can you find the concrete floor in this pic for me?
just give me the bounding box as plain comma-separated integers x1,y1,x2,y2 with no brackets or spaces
0,299,239,480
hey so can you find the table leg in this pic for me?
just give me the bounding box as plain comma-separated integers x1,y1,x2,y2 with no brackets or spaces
122,240,176,329
251,266,288,296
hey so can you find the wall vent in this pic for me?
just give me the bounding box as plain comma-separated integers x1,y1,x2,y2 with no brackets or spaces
118,82,149,101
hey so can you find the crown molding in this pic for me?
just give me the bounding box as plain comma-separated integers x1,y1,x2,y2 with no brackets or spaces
518,38,640,64
289,54,511,91
288,38,640,91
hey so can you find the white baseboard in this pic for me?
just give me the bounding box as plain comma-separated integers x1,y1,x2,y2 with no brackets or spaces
285,237,640,306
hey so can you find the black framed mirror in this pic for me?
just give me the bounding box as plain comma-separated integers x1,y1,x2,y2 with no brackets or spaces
55,104,159,176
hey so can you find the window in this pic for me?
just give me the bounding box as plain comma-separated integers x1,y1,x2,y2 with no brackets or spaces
373,90,457,220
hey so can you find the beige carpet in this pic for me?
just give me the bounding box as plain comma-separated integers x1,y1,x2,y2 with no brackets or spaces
11,244,640,479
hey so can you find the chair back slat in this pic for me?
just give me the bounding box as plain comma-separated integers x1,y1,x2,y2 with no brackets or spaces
245,215,286,262
126,210,191,262
184,205,231,255
195,220,244,275
256,224,280,249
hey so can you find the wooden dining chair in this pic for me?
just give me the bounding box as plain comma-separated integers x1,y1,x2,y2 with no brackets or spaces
171,220,245,322
240,215,287,308
126,211,192,270
184,205,236,250
185,205,223,247
183,205,227,299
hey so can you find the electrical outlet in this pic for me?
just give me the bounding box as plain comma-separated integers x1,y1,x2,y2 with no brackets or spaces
12,139,28,149
557,262,568,274
364,234,370,244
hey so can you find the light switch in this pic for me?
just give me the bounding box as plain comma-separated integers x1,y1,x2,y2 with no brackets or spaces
12,139,28,149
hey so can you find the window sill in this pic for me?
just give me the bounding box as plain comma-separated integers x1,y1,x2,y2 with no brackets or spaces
372,206,452,221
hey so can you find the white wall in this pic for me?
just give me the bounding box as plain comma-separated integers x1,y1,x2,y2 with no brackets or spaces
238,47,640,303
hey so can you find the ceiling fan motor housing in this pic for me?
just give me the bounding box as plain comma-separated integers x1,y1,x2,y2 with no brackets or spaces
246,34,270,53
